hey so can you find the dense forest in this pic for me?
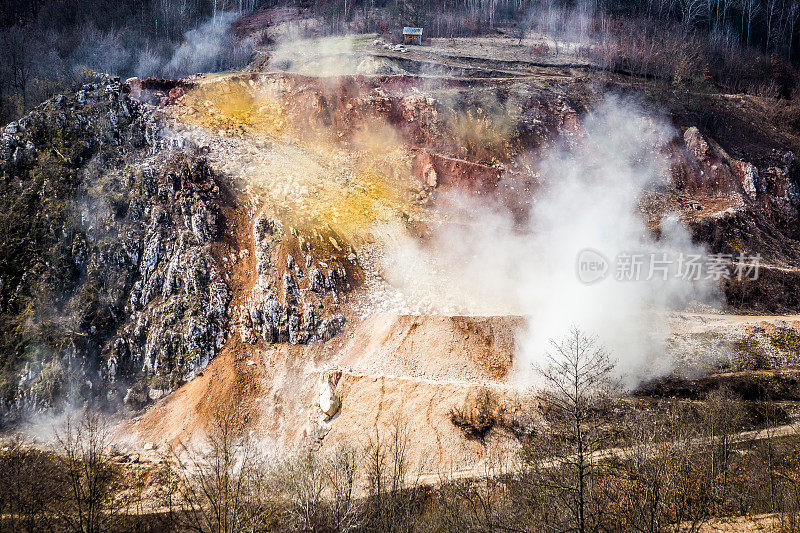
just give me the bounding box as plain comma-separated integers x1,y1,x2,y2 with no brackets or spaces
2,0,800,127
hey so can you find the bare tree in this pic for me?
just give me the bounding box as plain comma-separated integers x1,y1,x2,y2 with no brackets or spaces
280,450,328,531
0,436,61,533
277,440,363,532
324,441,362,532
534,327,616,533
785,2,800,60
741,0,762,46
170,408,275,533
679,0,709,31
54,411,134,533
702,387,745,507
439,445,511,531
764,0,780,53
365,422,422,533
610,405,711,532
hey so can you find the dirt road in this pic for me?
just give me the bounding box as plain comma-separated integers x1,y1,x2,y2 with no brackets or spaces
415,422,800,486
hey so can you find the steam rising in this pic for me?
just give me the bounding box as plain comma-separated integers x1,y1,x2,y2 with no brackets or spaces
162,13,253,78
268,34,408,76
72,12,255,79
381,98,720,386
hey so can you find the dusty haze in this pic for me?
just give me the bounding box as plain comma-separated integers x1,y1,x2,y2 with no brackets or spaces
382,98,722,387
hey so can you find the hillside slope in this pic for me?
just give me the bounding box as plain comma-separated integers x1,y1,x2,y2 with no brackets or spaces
3,39,800,474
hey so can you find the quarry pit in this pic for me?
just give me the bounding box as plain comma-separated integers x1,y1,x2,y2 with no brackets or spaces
103,42,800,477
4,34,800,485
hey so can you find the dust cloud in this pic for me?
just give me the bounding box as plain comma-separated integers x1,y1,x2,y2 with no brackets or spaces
163,13,254,77
268,34,360,76
525,0,595,53
381,97,721,387
267,34,409,76
132,12,255,78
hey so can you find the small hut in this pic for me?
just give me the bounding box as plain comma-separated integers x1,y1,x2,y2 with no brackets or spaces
402,27,423,45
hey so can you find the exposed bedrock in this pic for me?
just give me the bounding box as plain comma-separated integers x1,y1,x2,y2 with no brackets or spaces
233,213,348,347
0,77,231,418
3,68,800,424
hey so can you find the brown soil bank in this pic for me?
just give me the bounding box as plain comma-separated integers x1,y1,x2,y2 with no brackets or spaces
333,314,524,381
122,314,526,469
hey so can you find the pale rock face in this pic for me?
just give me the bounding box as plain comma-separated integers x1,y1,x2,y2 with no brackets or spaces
423,163,438,188
236,214,346,346
309,268,325,292
148,388,167,401
738,161,762,197
191,213,209,242
684,126,710,161
318,378,341,420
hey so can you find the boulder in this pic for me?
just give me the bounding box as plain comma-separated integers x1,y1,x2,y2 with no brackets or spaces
318,378,341,420
123,386,148,408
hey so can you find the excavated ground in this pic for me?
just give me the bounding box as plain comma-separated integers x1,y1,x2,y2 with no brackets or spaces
115,37,800,476
119,67,555,470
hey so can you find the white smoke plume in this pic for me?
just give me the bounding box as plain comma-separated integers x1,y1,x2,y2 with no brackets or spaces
380,97,721,387
66,13,254,80
267,33,409,77
163,12,254,77
269,34,357,76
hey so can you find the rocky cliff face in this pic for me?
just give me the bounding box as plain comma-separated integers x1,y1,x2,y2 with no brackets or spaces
0,75,236,420
107,155,230,408
0,72,364,422
234,213,347,347
672,125,800,312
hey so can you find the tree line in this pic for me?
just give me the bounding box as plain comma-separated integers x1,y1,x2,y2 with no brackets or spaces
3,0,800,125
0,0,259,125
